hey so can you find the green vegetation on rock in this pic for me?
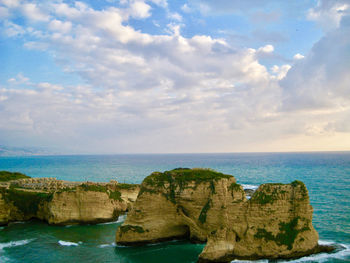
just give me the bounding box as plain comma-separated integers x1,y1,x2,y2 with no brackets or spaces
254,217,309,250
119,225,146,234
0,187,52,215
116,183,138,190
139,168,232,204
80,184,107,192
291,180,308,198
251,183,289,205
198,199,211,224
0,171,30,182
109,190,122,201
251,191,275,205
228,182,242,196
143,168,232,188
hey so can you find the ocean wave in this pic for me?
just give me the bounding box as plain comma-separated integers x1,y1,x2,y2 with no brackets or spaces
99,242,116,248
230,240,350,263
241,184,259,190
95,215,127,226
117,214,126,223
0,239,35,251
231,260,267,263
0,227,4,230
0,254,13,263
286,240,350,262
58,240,82,246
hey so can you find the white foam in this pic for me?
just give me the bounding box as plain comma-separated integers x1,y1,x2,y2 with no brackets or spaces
98,221,117,225
58,240,80,246
231,241,350,263
0,239,35,250
117,214,126,223
0,254,13,263
99,242,116,248
97,215,126,225
231,260,267,263
241,184,259,190
0,227,4,230
286,241,350,263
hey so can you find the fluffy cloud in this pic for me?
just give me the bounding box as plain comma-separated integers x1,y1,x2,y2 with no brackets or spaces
1,0,349,153
281,13,350,112
307,0,349,31
293,53,304,60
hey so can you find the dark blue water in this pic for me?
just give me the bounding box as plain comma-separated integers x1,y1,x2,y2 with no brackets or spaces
0,152,349,262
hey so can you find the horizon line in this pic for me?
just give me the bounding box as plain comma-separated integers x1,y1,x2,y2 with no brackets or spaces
1,149,350,157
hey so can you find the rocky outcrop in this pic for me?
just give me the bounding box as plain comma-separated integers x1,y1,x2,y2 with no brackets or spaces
116,168,329,262
0,174,140,226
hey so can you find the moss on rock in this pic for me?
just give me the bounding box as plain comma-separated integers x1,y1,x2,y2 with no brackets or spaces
254,217,310,250
198,199,211,224
80,184,107,192
109,190,122,201
0,187,52,215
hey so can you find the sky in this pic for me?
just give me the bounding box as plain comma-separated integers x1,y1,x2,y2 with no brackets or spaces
0,0,349,154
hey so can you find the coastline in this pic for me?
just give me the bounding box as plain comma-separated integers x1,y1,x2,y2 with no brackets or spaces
0,153,349,263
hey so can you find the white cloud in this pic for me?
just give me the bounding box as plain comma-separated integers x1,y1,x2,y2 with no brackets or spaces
21,3,49,21
1,0,349,153
168,12,182,21
48,19,72,33
7,73,30,85
257,44,274,53
281,13,350,112
293,53,304,60
0,0,20,8
307,0,349,31
271,64,291,80
128,0,151,19
3,21,25,36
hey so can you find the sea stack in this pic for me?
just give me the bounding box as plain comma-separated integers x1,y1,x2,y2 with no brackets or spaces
0,171,139,225
116,168,323,262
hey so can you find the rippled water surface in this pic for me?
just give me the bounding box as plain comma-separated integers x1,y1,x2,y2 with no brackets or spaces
0,152,349,262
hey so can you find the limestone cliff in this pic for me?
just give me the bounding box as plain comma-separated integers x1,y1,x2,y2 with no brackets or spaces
0,173,140,225
116,168,326,262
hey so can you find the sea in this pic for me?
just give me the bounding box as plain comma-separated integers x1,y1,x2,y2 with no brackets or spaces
0,152,349,263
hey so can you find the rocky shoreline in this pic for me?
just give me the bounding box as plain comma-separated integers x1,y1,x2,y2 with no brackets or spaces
0,169,336,262
115,168,336,262
0,171,139,226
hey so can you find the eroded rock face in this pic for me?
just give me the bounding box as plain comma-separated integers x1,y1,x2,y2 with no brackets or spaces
0,178,140,226
116,168,320,262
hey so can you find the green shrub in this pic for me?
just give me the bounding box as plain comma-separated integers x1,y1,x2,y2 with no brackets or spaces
109,190,122,201
228,183,241,192
143,168,232,190
80,184,107,192
251,191,275,205
0,171,30,182
2,188,52,215
291,180,308,198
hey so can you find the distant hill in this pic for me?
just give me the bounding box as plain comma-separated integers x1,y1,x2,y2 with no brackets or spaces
0,145,55,156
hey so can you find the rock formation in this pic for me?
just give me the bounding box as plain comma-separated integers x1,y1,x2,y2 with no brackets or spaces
116,168,328,262
0,172,139,225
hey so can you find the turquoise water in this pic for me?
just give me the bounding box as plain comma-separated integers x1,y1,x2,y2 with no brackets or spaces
0,152,349,262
